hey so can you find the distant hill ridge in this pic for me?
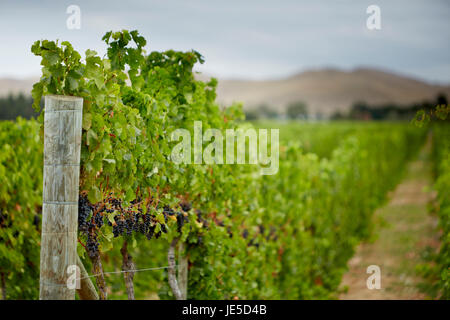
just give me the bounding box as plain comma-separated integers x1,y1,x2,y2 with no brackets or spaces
0,77,39,97
1,68,449,115
210,68,450,115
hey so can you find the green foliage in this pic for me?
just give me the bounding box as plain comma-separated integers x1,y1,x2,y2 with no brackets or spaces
0,118,42,299
253,120,357,158
30,30,251,298
183,123,425,299
412,104,449,128
0,30,431,299
431,124,450,299
30,39,85,111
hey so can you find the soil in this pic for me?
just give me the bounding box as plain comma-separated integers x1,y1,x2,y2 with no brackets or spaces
339,139,440,300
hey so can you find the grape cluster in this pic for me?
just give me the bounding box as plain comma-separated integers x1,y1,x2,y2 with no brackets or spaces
113,215,125,237
0,209,5,227
78,194,105,257
268,226,278,241
78,195,91,232
108,200,165,240
138,213,157,240
130,197,141,205
195,209,208,228
180,201,192,213
248,238,260,248
86,232,99,258
163,205,175,217
33,214,40,228
94,212,104,228
146,225,156,240
0,209,12,229
125,214,134,236
78,193,200,257
258,225,265,235
176,212,188,233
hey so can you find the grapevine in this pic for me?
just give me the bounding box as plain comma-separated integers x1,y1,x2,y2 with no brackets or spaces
0,29,434,299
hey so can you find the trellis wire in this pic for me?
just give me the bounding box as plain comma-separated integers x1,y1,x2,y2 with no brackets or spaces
39,264,177,287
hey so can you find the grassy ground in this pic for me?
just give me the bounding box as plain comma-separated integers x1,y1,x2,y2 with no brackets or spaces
339,137,441,299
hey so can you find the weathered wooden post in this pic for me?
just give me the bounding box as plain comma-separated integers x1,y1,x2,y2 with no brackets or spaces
39,95,83,300
76,255,99,300
168,238,188,300
168,238,182,300
178,242,188,300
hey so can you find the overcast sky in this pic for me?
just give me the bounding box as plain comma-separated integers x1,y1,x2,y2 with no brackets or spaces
0,0,449,83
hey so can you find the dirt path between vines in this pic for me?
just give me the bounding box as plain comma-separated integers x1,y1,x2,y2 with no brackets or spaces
339,139,440,300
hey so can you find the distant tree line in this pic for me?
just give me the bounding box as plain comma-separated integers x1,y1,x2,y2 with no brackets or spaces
0,93,41,120
331,93,448,121
245,101,310,120
4,91,446,123
286,101,308,119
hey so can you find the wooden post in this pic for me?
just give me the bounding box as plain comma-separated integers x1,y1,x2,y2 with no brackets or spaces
178,241,188,300
168,238,182,300
39,95,83,300
120,241,136,300
76,255,99,300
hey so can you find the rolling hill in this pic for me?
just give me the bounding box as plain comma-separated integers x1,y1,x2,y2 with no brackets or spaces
1,68,449,116
211,68,450,116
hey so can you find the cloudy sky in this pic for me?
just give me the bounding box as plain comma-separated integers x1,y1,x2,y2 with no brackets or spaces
0,0,449,83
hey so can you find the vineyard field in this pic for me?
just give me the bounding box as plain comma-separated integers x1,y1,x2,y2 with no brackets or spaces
0,29,448,301
1,116,434,299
